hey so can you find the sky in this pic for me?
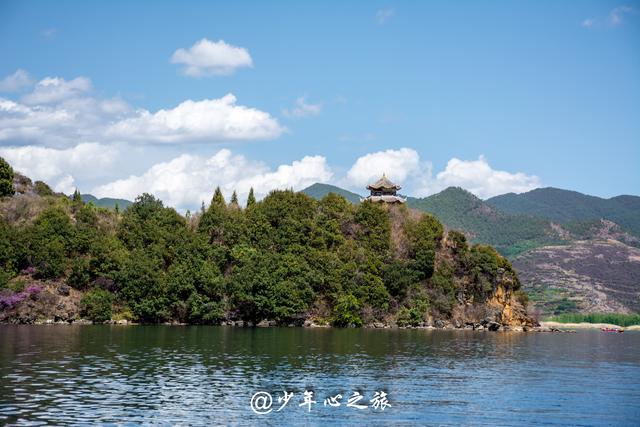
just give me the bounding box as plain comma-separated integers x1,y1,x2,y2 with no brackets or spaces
0,0,638,211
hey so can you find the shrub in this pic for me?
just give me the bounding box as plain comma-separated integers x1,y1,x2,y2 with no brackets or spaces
397,299,429,327
514,289,529,307
81,289,113,322
448,230,468,254
69,257,92,289
34,181,53,196
331,294,363,327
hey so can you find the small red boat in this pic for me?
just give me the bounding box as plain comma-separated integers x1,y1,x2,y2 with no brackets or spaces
601,327,624,333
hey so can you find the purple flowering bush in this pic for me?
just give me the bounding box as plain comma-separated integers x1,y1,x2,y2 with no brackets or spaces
20,266,37,276
0,292,27,309
0,284,42,309
25,284,43,294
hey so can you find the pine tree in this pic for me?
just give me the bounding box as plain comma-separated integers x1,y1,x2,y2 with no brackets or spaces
72,189,82,203
211,186,226,207
198,186,227,242
72,189,83,213
246,187,256,208
230,190,239,206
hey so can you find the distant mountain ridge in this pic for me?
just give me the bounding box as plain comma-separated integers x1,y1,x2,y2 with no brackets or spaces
301,183,363,204
487,187,640,237
406,187,561,256
81,194,132,210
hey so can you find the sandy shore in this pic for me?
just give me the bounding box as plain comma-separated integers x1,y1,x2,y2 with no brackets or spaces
541,321,640,331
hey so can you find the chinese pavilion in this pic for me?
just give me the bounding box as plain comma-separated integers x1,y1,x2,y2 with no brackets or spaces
363,174,406,204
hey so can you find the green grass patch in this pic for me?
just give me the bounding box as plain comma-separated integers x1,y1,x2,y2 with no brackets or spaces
547,312,640,327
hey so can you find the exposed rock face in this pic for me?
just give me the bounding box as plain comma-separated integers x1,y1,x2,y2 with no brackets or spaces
487,284,534,327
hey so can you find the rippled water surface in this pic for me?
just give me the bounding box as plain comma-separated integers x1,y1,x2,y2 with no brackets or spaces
0,326,639,426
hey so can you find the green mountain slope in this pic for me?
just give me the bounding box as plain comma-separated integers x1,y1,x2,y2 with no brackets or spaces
301,183,363,204
487,187,640,237
407,187,560,256
81,194,132,210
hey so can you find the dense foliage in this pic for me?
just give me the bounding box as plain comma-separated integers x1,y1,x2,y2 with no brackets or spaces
0,181,524,325
0,157,15,198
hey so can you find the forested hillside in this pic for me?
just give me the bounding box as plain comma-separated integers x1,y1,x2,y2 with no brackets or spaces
0,159,531,329
406,187,562,256
80,194,132,211
301,183,363,204
487,187,640,237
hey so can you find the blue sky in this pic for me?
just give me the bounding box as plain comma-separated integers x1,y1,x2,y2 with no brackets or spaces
0,0,638,210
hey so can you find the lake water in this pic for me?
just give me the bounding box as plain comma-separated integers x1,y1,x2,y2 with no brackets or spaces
0,326,639,426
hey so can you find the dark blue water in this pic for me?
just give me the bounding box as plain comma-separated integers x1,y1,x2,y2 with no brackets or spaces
0,326,638,426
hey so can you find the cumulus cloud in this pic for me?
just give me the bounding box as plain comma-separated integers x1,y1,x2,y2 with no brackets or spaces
171,38,253,77
282,97,322,118
0,74,284,147
106,94,284,143
376,8,395,24
0,143,120,194
92,149,332,211
428,156,540,199
345,149,539,199
0,69,33,92
346,148,426,188
0,80,131,147
22,76,92,105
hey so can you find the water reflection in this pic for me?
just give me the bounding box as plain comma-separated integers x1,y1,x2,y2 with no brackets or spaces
0,326,639,426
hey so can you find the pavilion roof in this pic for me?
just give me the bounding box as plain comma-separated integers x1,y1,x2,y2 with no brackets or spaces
366,174,402,191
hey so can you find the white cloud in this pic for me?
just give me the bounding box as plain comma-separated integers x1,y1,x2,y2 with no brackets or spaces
0,74,284,147
171,38,253,77
92,149,332,211
583,6,637,29
345,150,539,199
609,5,634,25
581,19,595,28
106,94,285,143
428,156,540,199
0,143,120,194
0,69,33,92
0,85,132,147
346,148,426,188
376,8,395,24
282,97,322,118
22,76,92,105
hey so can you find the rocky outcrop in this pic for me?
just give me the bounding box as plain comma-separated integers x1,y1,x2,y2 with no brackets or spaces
0,277,83,324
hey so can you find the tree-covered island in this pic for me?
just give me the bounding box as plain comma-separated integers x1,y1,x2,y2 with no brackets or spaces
0,158,533,330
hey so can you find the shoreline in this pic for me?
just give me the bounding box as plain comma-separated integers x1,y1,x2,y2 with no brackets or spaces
541,321,640,331
0,320,545,332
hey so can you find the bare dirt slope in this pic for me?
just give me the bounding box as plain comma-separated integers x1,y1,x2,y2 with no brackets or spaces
513,239,640,315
